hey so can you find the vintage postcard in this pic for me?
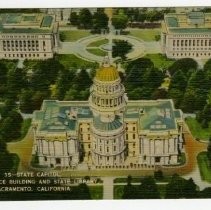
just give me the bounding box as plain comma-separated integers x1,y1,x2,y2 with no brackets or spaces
0,6,211,201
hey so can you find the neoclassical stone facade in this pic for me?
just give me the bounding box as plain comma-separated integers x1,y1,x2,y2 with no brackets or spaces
32,59,184,169
161,11,211,59
0,13,58,60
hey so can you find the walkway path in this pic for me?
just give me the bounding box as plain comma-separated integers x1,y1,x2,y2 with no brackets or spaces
162,124,207,176
102,177,114,199
58,34,160,63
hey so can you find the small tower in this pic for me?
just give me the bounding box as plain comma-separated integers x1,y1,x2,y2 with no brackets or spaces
89,57,127,166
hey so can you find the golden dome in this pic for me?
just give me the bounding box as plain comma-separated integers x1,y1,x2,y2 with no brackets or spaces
95,65,119,82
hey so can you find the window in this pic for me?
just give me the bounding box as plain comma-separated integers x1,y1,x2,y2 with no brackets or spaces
114,146,116,151
107,147,109,152
44,156,47,161
133,134,135,139
133,143,135,148
173,40,175,46
88,144,90,149
133,126,135,131
56,158,61,164
155,157,161,163
126,134,128,140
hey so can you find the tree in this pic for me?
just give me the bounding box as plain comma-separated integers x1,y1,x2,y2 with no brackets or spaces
30,59,63,92
137,177,160,199
181,88,197,113
55,69,76,100
154,170,163,180
126,57,154,74
137,12,147,23
188,70,210,90
196,103,211,127
70,12,79,26
78,9,93,29
165,174,198,198
32,91,49,111
19,89,34,113
152,88,168,99
92,10,109,32
64,89,79,101
6,68,27,100
168,70,187,91
124,57,163,100
112,9,128,30
112,40,132,60
122,176,138,199
0,99,17,118
0,110,23,141
168,88,184,108
207,137,211,167
0,139,14,177
142,67,164,89
0,62,8,98
146,10,163,22
204,58,211,72
72,69,92,91
199,187,211,198
168,58,198,76
72,183,91,199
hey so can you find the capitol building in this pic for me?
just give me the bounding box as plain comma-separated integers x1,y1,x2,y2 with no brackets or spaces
32,58,184,169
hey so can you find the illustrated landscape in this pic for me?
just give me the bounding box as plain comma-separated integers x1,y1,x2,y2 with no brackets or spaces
0,7,211,200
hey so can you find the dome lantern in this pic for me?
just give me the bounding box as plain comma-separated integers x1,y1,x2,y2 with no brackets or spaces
95,56,119,82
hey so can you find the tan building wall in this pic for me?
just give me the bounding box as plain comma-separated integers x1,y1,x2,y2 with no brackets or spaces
0,33,56,59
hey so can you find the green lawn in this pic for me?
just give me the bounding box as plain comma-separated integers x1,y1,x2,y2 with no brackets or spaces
59,30,91,42
89,185,103,199
87,39,108,47
55,54,98,69
186,117,211,141
144,54,175,69
114,177,141,183
86,48,108,57
129,29,161,41
197,152,211,183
